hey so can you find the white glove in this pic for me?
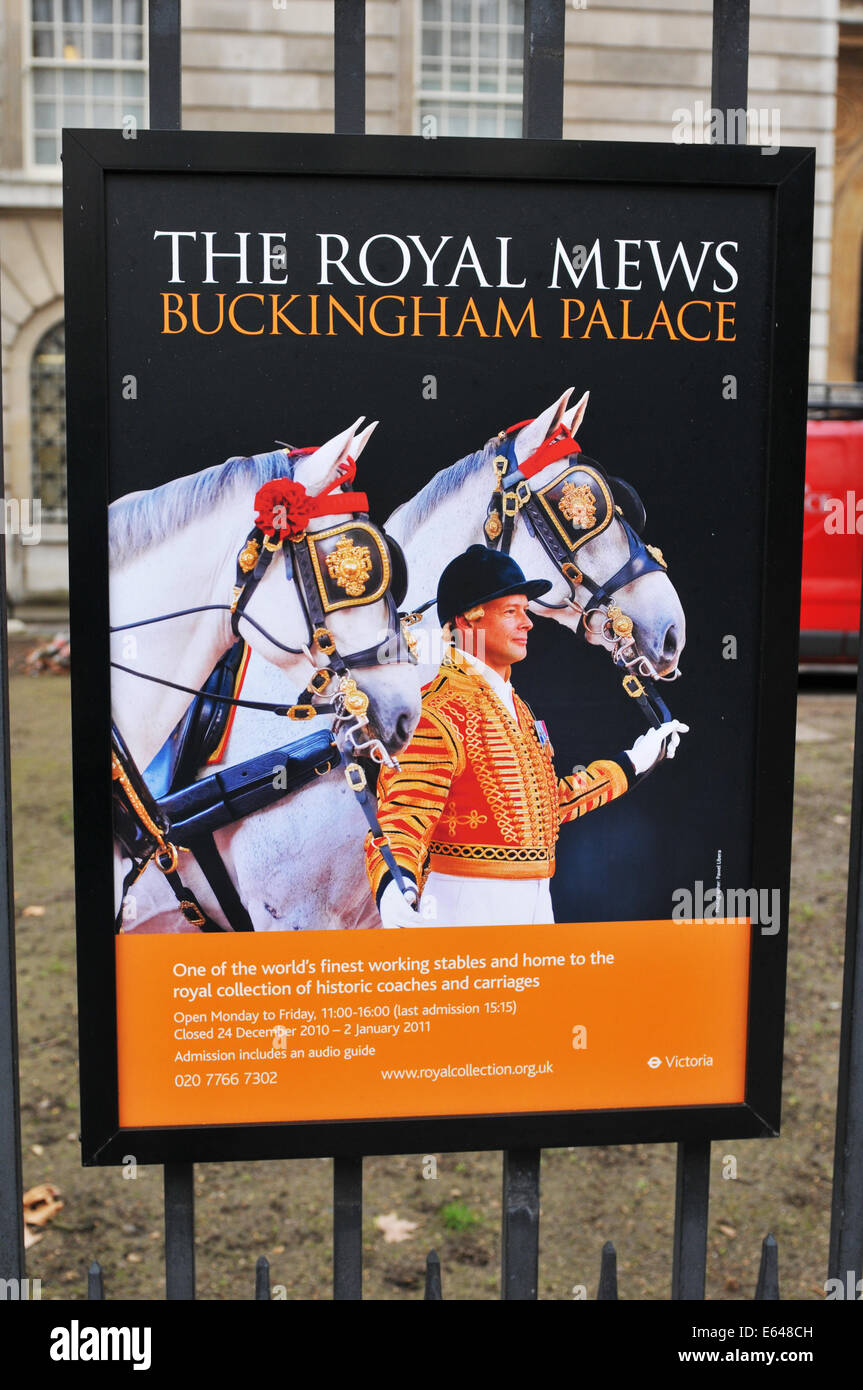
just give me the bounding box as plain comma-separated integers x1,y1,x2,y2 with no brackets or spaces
379,877,423,929
625,720,689,777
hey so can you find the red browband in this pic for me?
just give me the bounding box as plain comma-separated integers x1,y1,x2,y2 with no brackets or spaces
298,451,370,517
504,418,582,481
254,451,369,536
313,454,370,517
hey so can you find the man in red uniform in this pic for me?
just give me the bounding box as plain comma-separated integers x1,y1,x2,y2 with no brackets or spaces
365,546,686,928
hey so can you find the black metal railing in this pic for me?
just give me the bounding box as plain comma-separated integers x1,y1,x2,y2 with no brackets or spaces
2,0,861,1304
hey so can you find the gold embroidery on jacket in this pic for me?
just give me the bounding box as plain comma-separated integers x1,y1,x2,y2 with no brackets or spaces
363,655,628,897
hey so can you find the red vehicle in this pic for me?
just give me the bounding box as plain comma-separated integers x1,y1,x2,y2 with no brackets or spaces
800,388,863,663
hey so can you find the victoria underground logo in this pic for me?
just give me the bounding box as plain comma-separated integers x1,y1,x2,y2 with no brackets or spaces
647,1054,715,1069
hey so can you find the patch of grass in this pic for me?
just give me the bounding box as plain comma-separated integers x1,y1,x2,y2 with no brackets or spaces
440,1201,480,1232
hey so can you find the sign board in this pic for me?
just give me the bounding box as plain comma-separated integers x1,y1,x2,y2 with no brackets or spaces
63,131,814,1163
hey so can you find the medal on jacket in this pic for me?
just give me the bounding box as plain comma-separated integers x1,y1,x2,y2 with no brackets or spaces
534,719,549,746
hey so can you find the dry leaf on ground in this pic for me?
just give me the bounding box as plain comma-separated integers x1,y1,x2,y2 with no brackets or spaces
374,1212,418,1243
23,1182,63,1230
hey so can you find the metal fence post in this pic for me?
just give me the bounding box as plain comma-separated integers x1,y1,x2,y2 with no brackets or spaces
522,0,565,141
501,1149,541,1299
711,0,750,121
828,582,863,1292
149,0,182,132
330,5,366,1304
146,5,193,1307
333,1155,363,1300
0,275,23,1288
164,1162,196,1299
499,4,566,1297
671,1140,710,1299
334,0,366,136
668,3,753,1302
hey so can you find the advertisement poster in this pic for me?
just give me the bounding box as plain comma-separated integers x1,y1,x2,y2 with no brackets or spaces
63,132,814,1162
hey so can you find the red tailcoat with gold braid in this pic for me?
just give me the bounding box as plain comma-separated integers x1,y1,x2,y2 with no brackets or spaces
364,652,630,902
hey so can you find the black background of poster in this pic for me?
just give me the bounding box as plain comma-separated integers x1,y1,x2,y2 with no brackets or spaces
103,172,771,924
64,132,813,1161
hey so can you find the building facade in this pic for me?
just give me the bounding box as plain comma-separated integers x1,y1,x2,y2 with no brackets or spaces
0,0,848,606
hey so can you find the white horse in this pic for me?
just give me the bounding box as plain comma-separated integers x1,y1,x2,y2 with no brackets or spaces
388,387,684,684
120,692,378,934
124,388,686,932
111,417,422,922
109,417,419,771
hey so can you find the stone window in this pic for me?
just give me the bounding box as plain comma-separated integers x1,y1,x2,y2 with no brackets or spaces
28,0,148,166
418,0,524,137
31,323,67,522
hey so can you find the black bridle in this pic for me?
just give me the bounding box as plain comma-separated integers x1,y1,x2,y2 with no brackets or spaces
478,424,675,726
111,503,415,730
400,423,677,727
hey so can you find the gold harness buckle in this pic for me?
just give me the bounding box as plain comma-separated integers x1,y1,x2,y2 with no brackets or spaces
179,900,207,928
344,762,367,793
502,480,532,517
562,561,583,586
287,704,317,721
313,626,336,655
307,668,333,695
622,673,646,699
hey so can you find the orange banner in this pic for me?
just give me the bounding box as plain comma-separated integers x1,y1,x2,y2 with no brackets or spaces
115,921,751,1128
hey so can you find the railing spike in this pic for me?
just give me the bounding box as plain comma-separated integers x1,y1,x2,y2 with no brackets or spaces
424,1249,442,1301
755,1233,780,1300
255,1254,270,1301
87,1260,104,1300
597,1240,618,1300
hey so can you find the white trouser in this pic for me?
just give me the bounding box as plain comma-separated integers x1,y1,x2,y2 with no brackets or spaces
418,871,555,928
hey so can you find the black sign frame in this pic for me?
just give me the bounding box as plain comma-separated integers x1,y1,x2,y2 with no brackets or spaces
62,130,814,1165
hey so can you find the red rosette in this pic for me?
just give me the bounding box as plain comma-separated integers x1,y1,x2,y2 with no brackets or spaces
253,478,314,538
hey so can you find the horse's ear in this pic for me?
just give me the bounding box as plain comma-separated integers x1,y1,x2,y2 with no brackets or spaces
293,417,364,497
351,419,378,462
563,390,589,438
513,388,573,466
